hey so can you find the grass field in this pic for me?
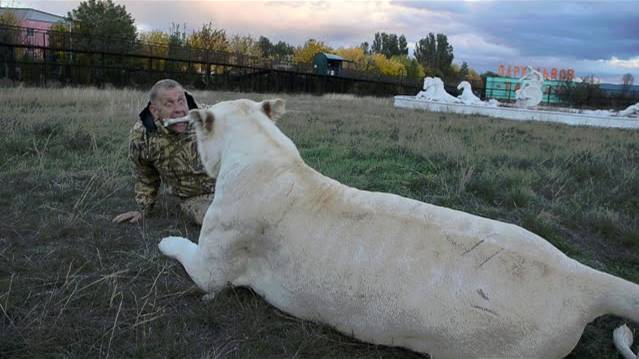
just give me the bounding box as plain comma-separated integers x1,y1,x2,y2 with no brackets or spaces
1,86,638,358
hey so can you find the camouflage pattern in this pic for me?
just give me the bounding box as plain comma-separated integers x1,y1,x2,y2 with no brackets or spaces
179,193,214,225
129,117,215,214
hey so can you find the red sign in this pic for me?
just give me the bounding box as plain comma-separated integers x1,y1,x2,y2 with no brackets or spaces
498,65,575,81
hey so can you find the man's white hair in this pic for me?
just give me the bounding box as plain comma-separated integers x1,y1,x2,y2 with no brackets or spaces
149,79,184,103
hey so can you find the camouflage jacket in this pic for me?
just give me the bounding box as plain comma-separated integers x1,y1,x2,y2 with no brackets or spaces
129,117,215,214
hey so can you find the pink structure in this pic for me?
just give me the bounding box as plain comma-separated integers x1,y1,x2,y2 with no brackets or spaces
0,7,66,47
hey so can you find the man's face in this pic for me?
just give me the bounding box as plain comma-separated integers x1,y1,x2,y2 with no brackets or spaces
150,87,189,133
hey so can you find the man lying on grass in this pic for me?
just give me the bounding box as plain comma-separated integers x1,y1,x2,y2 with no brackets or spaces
113,79,215,225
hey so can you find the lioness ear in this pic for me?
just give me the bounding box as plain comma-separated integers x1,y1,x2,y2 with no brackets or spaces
189,109,215,134
261,99,286,121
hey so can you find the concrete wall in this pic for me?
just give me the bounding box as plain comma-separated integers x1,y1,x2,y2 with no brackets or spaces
394,96,639,130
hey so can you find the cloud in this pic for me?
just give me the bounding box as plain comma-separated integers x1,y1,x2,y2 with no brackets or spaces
19,0,639,83
391,1,473,15
449,33,519,58
607,56,639,69
393,1,639,60
122,1,398,46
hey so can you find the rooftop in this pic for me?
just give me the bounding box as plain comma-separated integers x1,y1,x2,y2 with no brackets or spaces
0,7,65,24
318,53,345,61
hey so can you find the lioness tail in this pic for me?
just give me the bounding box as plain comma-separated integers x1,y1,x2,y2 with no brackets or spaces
596,271,639,359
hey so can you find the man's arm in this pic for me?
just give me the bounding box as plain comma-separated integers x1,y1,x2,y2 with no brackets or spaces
114,126,161,224
130,132,161,214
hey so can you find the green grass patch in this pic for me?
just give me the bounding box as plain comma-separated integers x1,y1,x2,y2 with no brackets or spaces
1,87,638,358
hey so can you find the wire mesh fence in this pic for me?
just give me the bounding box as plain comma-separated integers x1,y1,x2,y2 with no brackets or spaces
0,24,422,96
1,24,637,109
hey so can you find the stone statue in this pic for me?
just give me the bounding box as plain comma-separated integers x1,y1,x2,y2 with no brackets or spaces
416,77,434,99
515,66,544,108
415,77,500,107
416,77,460,103
618,103,639,117
456,81,483,105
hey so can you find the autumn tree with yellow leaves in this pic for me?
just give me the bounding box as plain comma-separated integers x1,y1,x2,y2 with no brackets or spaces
137,31,170,70
228,34,261,59
138,31,170,57
0,9,21,79
370,53,406,77
395,55,425,80
0,8,21,26
293,39,332,64
187,22,229,53
335,47,368,71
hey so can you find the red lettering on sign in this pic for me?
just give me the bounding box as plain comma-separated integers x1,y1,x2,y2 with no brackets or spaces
496,65,576,81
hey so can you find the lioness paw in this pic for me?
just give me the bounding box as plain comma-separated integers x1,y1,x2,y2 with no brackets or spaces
158,236,189,258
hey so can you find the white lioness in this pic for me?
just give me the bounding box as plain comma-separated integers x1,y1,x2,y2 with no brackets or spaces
159,99,639,358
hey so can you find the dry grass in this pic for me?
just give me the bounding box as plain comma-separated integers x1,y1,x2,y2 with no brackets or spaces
1,86,638,358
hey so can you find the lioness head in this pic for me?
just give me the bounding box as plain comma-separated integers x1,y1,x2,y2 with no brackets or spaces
189,98,286,178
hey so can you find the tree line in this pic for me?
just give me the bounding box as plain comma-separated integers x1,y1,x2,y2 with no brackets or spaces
1,0,484,84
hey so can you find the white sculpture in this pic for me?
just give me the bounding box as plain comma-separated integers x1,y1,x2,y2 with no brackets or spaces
619,102,639,117
416,76,435,99
457,81,483,105
416,77,499,107
516,66,544,108
160,98,639,358
581,109,615,117
417,77,460,103
486,98,501,107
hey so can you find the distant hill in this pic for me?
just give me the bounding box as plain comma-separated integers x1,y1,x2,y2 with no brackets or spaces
599,83,639,94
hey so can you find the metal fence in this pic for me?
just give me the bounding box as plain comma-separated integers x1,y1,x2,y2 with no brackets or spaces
0,24,421,96
1,24,637,109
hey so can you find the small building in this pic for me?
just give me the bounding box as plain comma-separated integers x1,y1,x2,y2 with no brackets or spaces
484,76,564,104
313,52,345,76
0,7,66,46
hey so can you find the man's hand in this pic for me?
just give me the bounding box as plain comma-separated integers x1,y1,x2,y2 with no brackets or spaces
112,210,143,224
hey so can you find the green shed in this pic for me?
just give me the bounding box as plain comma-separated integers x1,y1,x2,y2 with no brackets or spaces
313,52,345,76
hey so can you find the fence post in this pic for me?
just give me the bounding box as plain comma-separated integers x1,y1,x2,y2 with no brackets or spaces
43,47,47,87
188,47,192,75
101,52,105,85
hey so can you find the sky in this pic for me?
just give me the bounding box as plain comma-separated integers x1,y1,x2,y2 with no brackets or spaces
11,0,639,84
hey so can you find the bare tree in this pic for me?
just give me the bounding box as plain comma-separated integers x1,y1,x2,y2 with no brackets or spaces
622,73,634,86
622,73,635,94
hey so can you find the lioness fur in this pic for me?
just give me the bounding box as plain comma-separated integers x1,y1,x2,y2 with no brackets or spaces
159,99,639,358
